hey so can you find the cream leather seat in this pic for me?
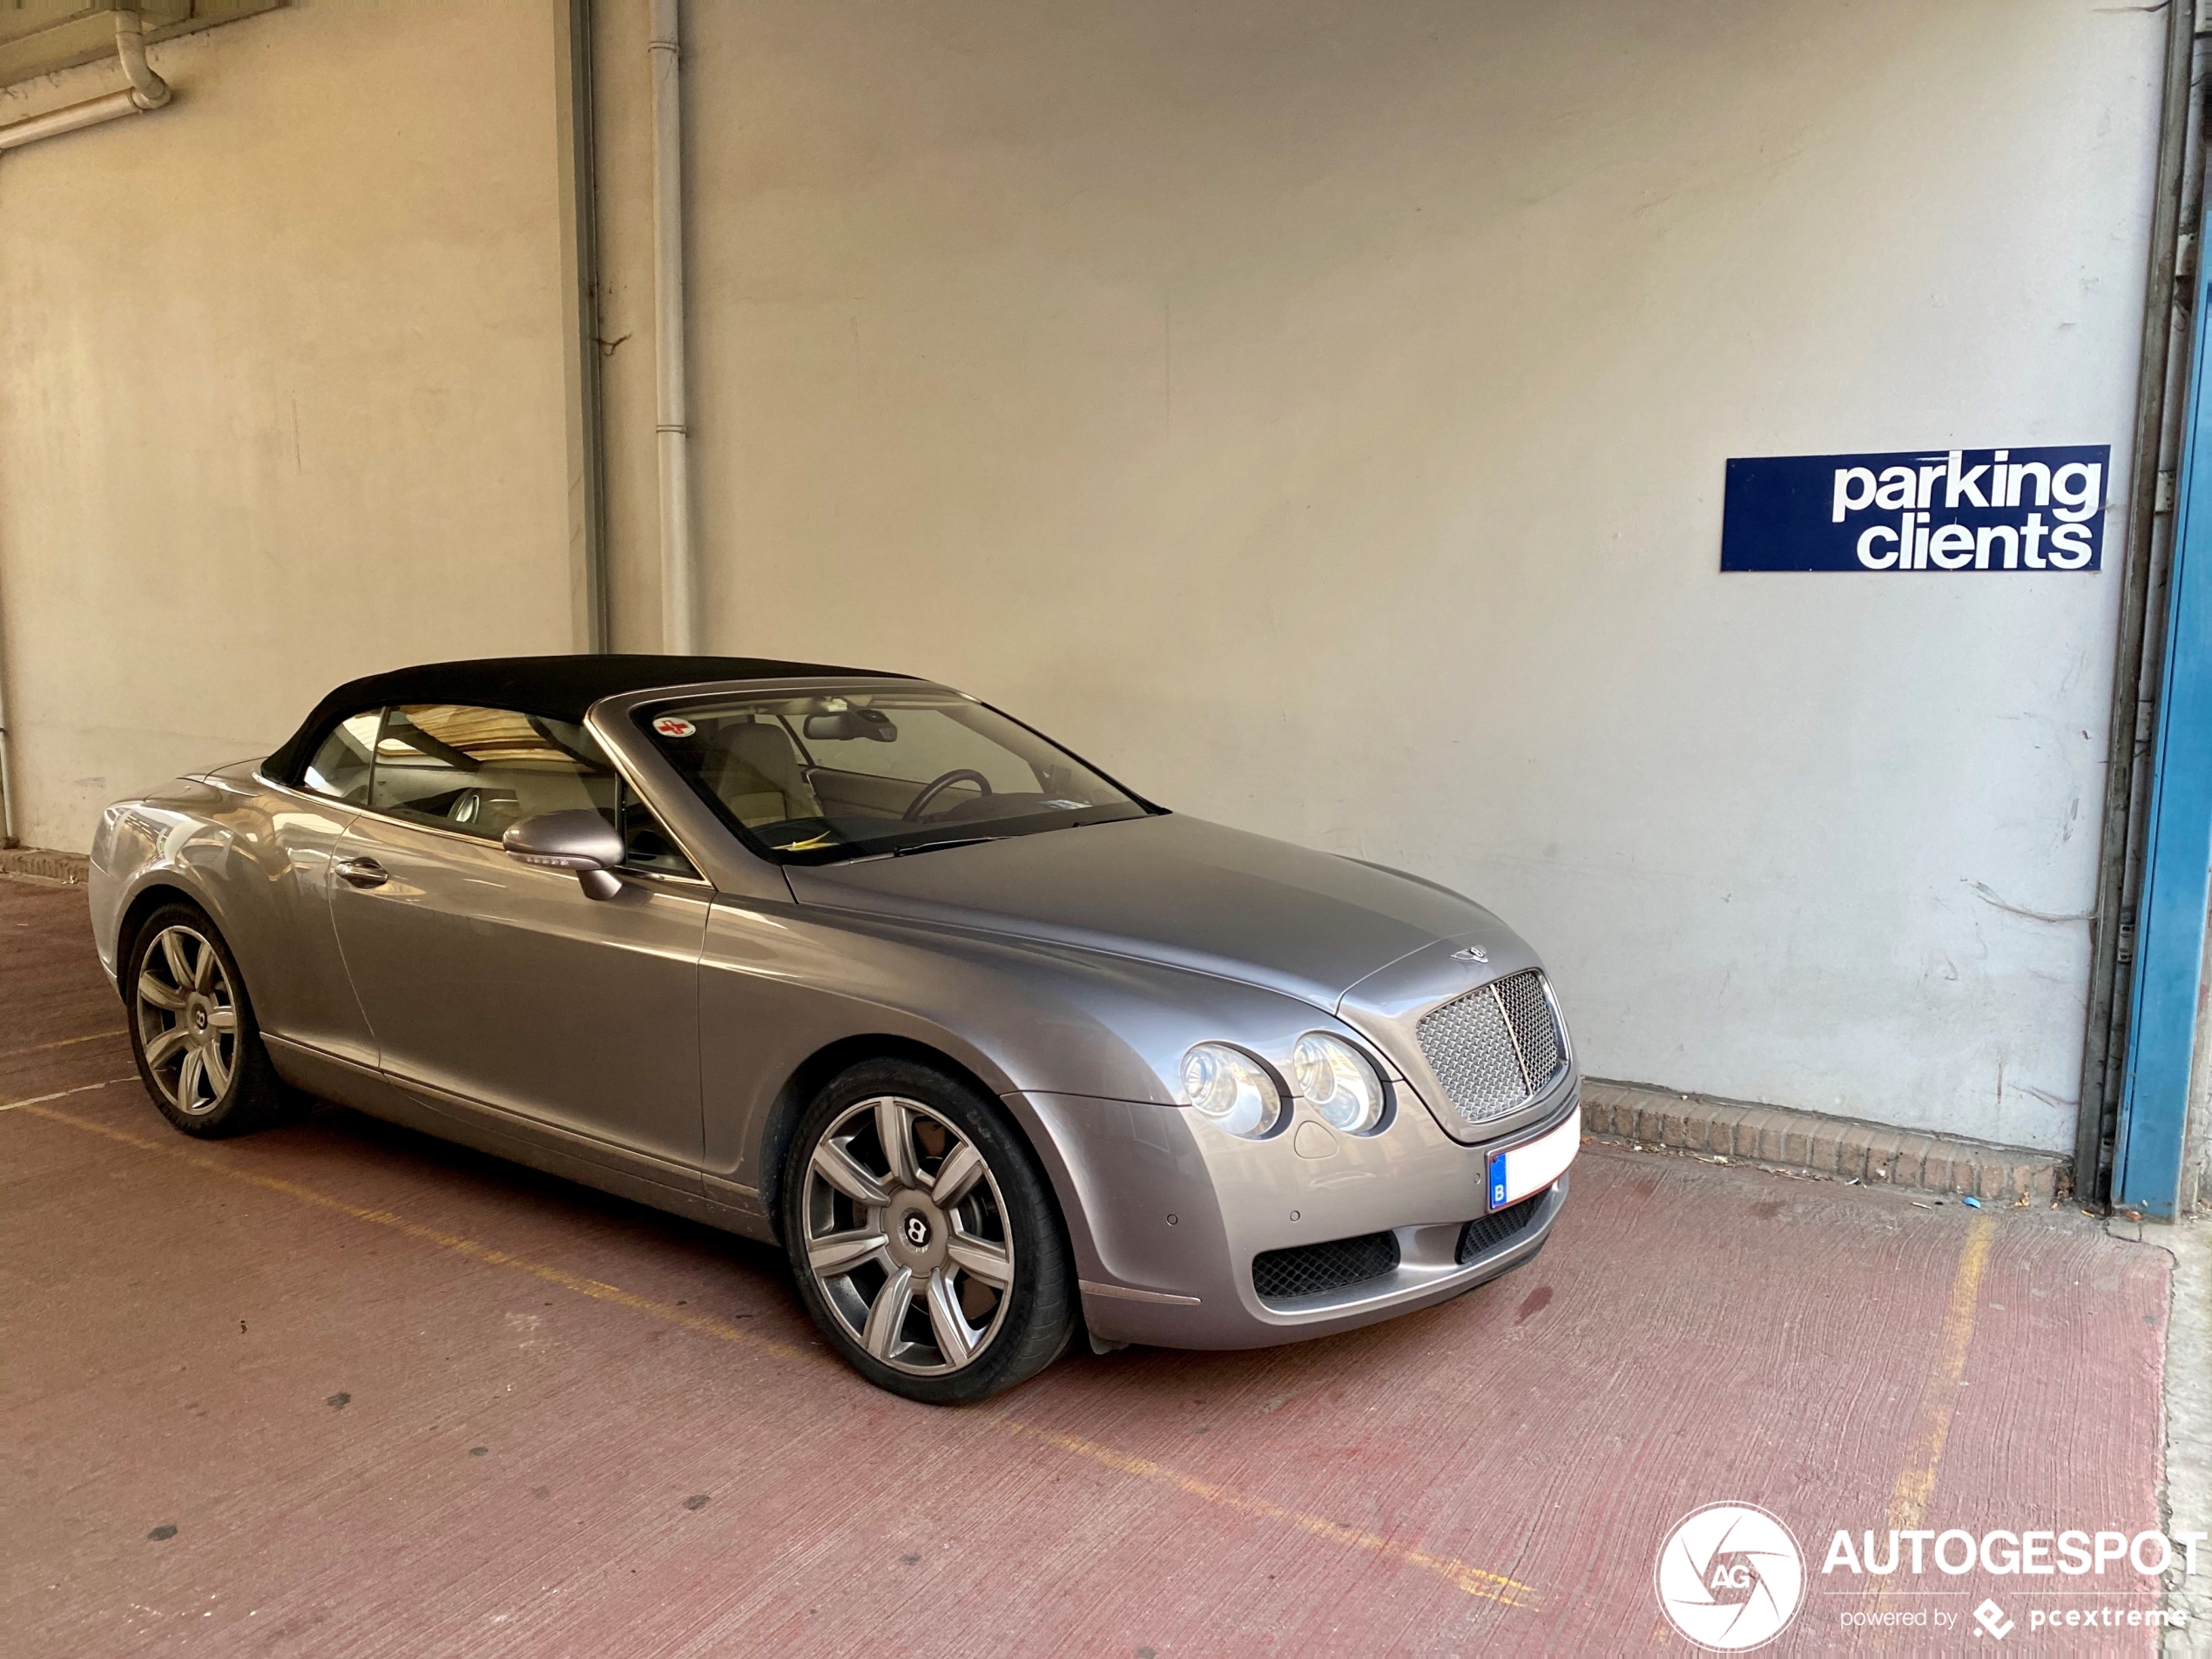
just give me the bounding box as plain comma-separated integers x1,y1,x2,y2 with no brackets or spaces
707,720,822,826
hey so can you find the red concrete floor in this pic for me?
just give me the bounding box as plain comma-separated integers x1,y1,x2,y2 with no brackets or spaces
0,875,2175,1656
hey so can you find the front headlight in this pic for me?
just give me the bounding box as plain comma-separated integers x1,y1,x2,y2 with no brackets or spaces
1181,1043,1285,1137
1293,1032,1386,1133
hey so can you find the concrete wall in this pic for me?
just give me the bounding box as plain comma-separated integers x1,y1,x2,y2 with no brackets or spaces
0,0,577,849
1,0,2168,1150
570,0,2157,1151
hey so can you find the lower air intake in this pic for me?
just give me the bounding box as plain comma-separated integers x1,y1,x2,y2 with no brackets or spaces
1456,1195,1542,1264
1251,1231,1400,1303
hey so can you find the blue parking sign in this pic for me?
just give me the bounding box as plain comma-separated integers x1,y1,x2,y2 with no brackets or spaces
1721,445,2111,573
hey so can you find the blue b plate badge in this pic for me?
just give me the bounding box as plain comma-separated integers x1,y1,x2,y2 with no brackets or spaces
1487,1113,1580,1211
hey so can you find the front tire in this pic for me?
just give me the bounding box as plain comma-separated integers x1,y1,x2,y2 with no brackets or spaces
125,902,295,1138
780,1059,1075,1404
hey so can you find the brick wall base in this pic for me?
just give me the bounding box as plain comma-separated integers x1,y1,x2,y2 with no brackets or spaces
1581,1077,2068,1204
0,847,89,886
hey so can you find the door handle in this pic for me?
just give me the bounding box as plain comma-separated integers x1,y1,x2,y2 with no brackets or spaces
335,856,388,889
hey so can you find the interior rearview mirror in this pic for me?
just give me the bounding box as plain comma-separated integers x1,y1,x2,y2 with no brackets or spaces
502,809,625,900
803,707,898,743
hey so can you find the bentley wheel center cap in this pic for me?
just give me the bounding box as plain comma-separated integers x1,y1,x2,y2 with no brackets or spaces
887,1196,948,1269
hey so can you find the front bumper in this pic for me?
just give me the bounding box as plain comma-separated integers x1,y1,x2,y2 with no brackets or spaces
1008,1069,1577,1350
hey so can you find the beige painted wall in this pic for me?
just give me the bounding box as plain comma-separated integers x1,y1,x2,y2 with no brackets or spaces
0,1,2167,1148
624,0,2161,1148
0,0,577,850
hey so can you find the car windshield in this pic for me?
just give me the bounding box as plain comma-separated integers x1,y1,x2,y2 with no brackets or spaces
640,689,1153,863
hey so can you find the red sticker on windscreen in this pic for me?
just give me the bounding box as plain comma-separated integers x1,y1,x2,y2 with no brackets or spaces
652,717,697,738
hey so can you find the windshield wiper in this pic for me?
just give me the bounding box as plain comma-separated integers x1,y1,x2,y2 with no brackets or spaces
889,835,1003,858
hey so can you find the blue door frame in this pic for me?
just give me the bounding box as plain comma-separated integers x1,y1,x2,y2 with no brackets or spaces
2115,242,2212,1217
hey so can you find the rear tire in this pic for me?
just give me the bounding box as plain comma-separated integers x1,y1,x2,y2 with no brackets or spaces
780,1058,1075,1404
125,901,297,1138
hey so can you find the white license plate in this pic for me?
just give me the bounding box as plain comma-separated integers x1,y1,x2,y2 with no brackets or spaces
1486,1111,1579,1211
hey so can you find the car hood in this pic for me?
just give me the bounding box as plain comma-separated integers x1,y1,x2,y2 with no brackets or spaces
784,813,1508,1010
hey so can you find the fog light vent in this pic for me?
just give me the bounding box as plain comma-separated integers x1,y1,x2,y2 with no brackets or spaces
1456,1195,1541,1264
1251,1230,1399,1303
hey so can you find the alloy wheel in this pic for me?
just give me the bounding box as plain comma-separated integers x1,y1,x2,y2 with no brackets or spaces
799,1095,1016,1375
134,925,239,1116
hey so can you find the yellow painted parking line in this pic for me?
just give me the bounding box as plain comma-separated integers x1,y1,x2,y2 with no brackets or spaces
1863,1211,1999,1624
994,1419,1541,1607
1886,1211,1997,1532
14,1102,1540,1610
0,1028,125,1060
0,1076,136,1111
14,1103,828,1364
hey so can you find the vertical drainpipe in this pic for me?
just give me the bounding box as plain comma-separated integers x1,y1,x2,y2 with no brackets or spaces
556,0,610,653
650,0,697,654
0,657,17,849
0,516,15,845
2078,0,2206,1204
2117,49,2212,1220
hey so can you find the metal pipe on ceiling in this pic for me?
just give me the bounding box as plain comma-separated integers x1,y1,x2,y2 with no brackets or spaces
0,9,172,154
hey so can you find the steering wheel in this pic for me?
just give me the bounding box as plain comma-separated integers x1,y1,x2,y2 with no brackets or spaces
904,768,994,821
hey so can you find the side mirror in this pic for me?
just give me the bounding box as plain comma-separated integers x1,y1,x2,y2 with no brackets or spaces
503,809,625,900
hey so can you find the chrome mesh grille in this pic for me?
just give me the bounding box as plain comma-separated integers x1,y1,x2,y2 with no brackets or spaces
1415,969,1567,1124
1494,969,1562,1084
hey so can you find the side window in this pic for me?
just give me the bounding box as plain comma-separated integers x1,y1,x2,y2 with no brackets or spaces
368,705,617,841
302,711,380,805
619,786,699,877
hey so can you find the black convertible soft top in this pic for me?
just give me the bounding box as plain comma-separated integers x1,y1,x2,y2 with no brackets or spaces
262,653,909,785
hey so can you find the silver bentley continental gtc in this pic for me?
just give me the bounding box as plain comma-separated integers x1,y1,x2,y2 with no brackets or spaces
91,657,1578,1402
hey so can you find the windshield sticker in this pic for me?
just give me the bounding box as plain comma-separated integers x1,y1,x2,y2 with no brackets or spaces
652,717,697,738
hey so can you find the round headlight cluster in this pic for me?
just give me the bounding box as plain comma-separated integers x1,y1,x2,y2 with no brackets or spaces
1181,1043,1284,1138
1293,1033,1387,1134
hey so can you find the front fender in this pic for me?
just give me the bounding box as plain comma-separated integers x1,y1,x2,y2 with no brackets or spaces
698,897,1375,1196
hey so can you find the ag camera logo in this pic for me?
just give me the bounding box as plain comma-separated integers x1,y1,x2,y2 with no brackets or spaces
1656,1503,1806,1651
